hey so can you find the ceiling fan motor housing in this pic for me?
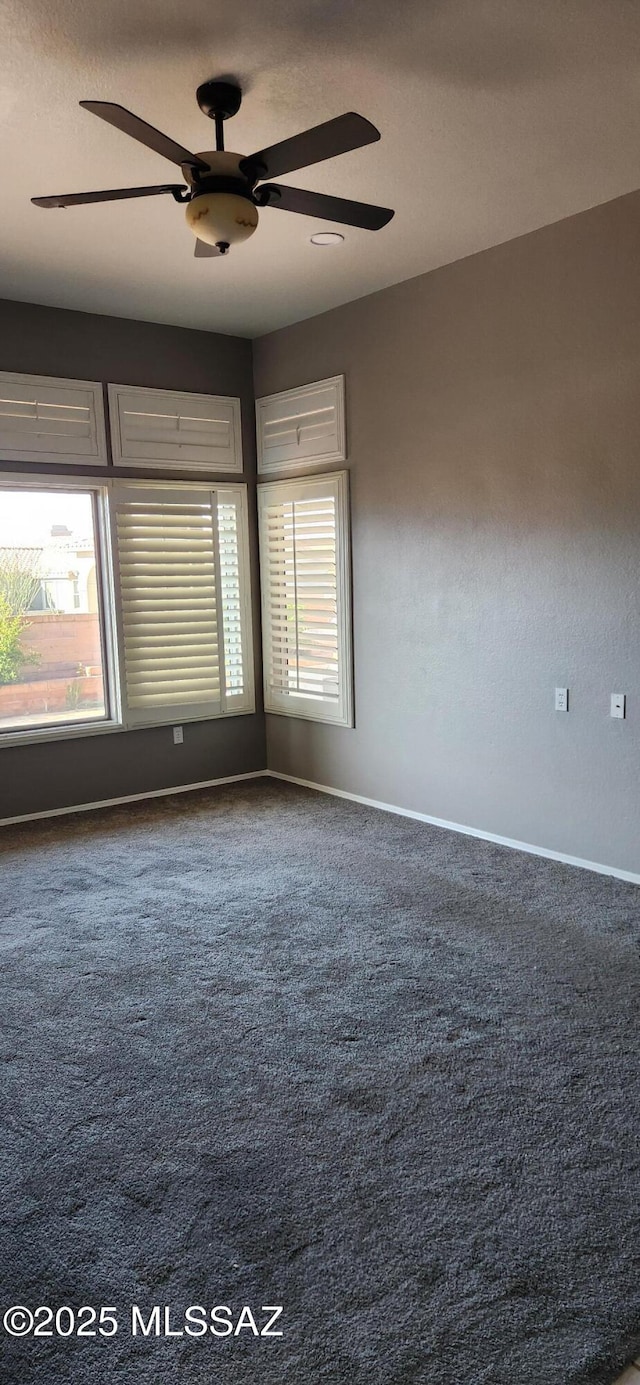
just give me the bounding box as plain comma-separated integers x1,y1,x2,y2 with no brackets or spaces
182,150,259,249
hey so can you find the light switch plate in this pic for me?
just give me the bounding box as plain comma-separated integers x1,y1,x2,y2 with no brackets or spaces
610,694,626,719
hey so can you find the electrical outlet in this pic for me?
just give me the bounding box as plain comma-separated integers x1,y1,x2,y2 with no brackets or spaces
173,725,184,744
610,694,626,720
555,687,569,712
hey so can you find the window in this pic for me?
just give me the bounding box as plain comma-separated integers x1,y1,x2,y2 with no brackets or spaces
0,484,113,735
0,478,254,742
258,470,353,726
111,482,254,726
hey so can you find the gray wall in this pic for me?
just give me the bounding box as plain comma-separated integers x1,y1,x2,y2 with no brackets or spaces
0,299,266,818
253,189,640,875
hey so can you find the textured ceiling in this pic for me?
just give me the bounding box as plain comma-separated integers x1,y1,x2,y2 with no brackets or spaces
2,0,640,337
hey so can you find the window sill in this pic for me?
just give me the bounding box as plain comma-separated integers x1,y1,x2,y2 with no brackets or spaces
0,718,123,750
0,703,257,750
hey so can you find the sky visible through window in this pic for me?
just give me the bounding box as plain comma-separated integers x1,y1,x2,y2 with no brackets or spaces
0,490,93,545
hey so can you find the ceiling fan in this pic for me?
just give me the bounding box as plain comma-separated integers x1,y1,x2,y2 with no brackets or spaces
32,80,395,257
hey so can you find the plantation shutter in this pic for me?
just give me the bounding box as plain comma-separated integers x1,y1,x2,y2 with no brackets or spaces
112,483,254,726
257,470,353,726
0,371,107,466
108,384,242,472
256,375,346,475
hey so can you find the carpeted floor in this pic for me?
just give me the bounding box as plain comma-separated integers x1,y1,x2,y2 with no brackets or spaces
0,778,638,1385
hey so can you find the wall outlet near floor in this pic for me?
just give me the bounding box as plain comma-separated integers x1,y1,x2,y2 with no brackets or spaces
610,694,626,719
173,725,184,744
555,687,569,712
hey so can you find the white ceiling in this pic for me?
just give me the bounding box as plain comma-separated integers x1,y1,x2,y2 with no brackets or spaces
2,0,640,338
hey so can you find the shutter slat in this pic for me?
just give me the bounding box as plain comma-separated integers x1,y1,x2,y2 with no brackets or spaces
117,539,214,552
122,634,217,648
125,655,219,673
129,688,219,708
122,619,216,634
121,595,217,609
125,675,220,692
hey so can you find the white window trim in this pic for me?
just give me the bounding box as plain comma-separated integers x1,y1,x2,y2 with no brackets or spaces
0,473,120,748
0,474,255,747
0,372,108,467
108,382,243,474
258,469,353,727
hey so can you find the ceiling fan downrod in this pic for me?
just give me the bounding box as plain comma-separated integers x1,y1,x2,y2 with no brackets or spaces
195,80,244,153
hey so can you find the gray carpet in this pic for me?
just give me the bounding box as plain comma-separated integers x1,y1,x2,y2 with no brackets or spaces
0,778,638,1385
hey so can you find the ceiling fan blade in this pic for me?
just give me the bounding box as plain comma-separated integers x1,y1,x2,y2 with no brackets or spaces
240,112,380,182
194,239,223,257
32,184,187,209
260,183,394,231
79,101,209,170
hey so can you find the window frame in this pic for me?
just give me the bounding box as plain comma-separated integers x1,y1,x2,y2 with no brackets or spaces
257,468,354,727
0,473,255,748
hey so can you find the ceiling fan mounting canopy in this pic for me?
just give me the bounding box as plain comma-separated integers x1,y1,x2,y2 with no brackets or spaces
196,80,243,123
31,77,395,258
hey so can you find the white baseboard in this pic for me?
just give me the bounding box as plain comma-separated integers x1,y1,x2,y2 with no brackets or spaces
3,765,638,886
266,771,640,887
0,769,269,828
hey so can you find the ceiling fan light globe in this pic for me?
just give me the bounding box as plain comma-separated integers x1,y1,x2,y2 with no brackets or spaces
185,192,258,247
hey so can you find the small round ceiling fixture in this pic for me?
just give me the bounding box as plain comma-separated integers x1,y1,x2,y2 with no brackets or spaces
310,231,344,246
